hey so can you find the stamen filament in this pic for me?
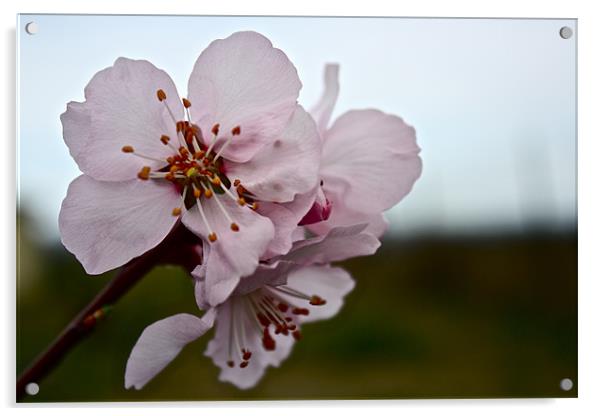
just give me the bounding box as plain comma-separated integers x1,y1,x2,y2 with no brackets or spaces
213,134,233,161
127,151,167,164
212,191,240,232
195,198,217,242
272,286,312,301
162,100,178,126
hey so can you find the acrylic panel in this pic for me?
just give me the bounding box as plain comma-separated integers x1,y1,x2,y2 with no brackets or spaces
16,14,577,402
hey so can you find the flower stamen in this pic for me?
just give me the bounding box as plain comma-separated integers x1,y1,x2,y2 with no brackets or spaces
195,197,217,243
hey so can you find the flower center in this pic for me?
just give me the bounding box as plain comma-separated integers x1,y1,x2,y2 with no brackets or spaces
121,89,258,243
223,284,327,369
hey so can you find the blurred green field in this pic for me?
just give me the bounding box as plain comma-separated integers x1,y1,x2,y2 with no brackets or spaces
17,214,577,402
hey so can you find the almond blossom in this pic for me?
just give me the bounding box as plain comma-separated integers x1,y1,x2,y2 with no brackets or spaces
301,64,423,237
123,62,424,391
125,224,379,390
59,32,321,305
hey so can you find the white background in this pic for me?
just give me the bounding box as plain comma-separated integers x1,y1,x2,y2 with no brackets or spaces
2,0,601,414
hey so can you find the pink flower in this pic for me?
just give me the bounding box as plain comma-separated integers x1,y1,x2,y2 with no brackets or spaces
59,32,321,305
124,224,379,390
301,64,423,237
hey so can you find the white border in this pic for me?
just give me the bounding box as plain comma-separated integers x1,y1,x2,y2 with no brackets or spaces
3,1,601,415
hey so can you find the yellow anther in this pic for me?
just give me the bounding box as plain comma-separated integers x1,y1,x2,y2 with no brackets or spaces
204,188,213,198
186,167,198,178
172,207,182,216
238,197,246,206
193,188,201,198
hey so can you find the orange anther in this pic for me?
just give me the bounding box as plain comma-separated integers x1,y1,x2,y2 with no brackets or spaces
156,89,167,101
211,123,220,135
230,223,240,232
309,295,327,306
238,197,246,206
208,232,218,242
182,98,192,108
172,207,182,216
137,166,151,180
121,145,134,153
204,188,213,198
193,188,201,198
231,125,241,135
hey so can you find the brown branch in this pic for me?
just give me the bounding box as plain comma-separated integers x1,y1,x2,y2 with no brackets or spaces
16,224,200,401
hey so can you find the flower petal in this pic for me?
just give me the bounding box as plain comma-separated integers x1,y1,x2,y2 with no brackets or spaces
205,298,295,389
61,58,182,181
310,64,340,135
193,260,297,310
279,265,355,323
285,224,380,265
225,106,321,203
182,196,275,306
59,175,181,274
125,311,216,390
306,192,390,238
187,31,301,163
320,109,422,214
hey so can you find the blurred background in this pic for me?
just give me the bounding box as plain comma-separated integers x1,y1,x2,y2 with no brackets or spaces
17,15,576,401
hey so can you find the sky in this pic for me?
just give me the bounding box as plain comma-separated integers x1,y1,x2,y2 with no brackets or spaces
17,15,577,241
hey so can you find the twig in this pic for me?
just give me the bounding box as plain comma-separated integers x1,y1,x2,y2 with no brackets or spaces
16,224,200,401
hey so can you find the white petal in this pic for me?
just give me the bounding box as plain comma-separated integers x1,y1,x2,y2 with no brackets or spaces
225,106,321,203
182,196,275,306
125,311,216,390
285,224,380,265
188,31,301,163
280,265,355,323
59,175,181,274
61,58,182,181
321,109,422,214
205,298,294,389
309,64,340,135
